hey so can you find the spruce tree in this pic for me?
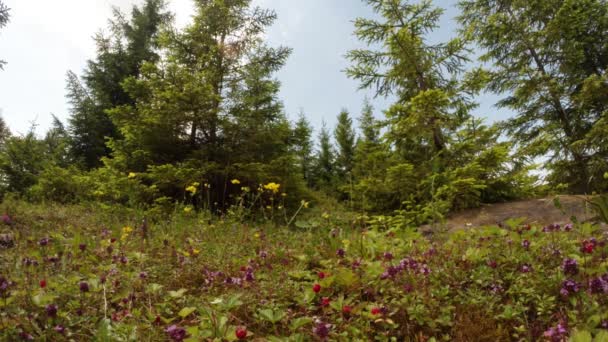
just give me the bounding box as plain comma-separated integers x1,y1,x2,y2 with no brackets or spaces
458,0,608,193
293,110,314,186
334,109,356,179
66,0,170,168
315,122,335,187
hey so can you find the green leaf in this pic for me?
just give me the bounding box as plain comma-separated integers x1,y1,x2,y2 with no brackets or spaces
169,288,187,298
570,329,592,342
290,317,313,331
178,307,197,318
334,268,357,287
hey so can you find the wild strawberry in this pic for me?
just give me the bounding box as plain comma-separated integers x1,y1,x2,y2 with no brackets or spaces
342,305,352,314
321,297,331,306
40,279,47,288
312,283,321,293
317,271,326,279
371,307,381,315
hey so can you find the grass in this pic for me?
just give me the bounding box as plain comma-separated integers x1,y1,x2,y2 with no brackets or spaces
1,200,607,341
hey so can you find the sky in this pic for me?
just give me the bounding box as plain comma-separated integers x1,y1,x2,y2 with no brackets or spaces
0,0,509,136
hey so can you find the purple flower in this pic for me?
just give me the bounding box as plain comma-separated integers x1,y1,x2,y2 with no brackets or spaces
53,325,66,334
139,272,148,279
39,238,49,246
79,243,86,252
521,239,530,249
165,325,187,342
383,252,394,261
589,276,608,294
46,304,58,317
312,319,331,339
2,214,12,225
336,248,345,258
560,279,580,296
600,320,608,329
520,264,532,273
419,264,430,276
259,250,267,259
79,281,89,293
564,223,573,232
561,258,578,276
543,323,567,342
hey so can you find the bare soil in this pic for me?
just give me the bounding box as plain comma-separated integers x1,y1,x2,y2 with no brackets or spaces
429,195,598,230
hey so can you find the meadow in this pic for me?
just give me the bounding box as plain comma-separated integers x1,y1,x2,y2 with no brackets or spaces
1,199,607,341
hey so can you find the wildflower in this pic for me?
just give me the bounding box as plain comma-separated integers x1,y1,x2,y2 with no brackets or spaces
561,258,578,276
342,305,352,314
301,200,309,208
312,319,331,339
183,206,193,214
522,239,530,249
520,264,532,273
139,272,148,279
241,186,250,192
321,297,331,307
39,238,49,246
40,279,47,288
313,283,321,293
79,281,89,293
259,250,267,259
79,243,86,252
588,276,608,294
487,260,498,269
165,325,188,342
564,223,573,231
46,304,58,317
231,179,241,185
383,252,394,261
263,182,280,193
371,307,381,315
2,214,12,225
235,326,247,340
54,325,65,334
543,323,567,342
254,232,260,239
128,172,137,179
185,184,197,195
322,212,330,219
560,279,580,296
19,332,34,340
336,248,345,258
192,248,200,256
581,239,596,254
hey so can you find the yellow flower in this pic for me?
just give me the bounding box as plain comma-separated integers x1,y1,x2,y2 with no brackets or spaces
192,248,200,256
301,200,309,208
254,232,261,239
322,212,330,219
122,226,133,234
231,179,241,185
241,186,250,192
263,182,281,194
185,185,197,195
128,172,137,179
184,206,193,213
121,233,129,241
183,251,191,257
192,182,200,187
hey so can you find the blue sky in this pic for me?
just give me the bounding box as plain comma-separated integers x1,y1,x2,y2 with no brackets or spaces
0,0,510,136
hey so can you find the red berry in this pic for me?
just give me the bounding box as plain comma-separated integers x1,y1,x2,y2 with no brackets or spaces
321,297,331,306
371,307,381,315
110,238,117,243
235,327,247,340
317,272,326,279
312,283,321,293
582,241,595,254
342,305,352,314
40,279,47,288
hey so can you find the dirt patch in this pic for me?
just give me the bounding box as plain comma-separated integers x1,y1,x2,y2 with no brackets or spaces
425,195,598,231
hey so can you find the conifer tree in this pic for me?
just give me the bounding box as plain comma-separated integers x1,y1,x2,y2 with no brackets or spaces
66,0,170,168
315,122,335,187
293,110,314,186
334,109,356,179
458,0,608,193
